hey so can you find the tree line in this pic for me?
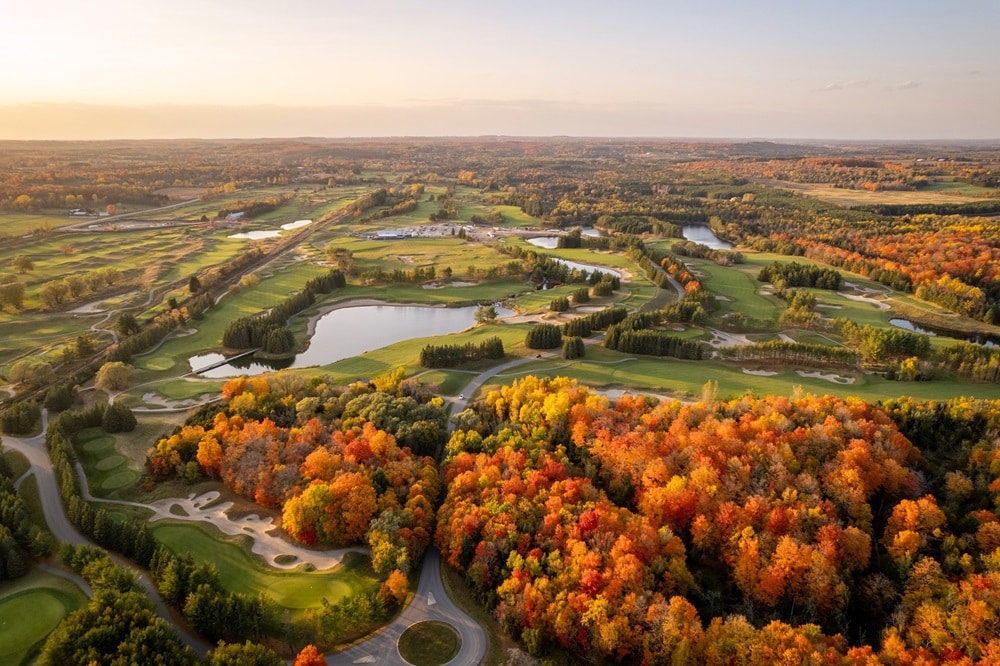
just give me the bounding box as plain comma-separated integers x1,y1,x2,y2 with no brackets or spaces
758,261,843,290
419,337,504,368
0,449,52,579
221,268,345,353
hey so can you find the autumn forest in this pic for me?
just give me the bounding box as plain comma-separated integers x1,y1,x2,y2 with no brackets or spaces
2,138,1000,664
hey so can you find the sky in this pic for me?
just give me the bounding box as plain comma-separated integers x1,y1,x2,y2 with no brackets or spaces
1,0,997,140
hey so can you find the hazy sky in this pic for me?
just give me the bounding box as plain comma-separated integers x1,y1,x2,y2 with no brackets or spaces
2,0,997,139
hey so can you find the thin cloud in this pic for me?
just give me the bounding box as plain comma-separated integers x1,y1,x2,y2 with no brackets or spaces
817,79,872,92
887,80,920,91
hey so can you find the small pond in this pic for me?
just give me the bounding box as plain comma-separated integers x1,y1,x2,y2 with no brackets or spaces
527,227,604,250
554,259,621,279
229,230,281,240
889,318,999,347
229,219,312,239
190,302,514,378
527,236,559,249
681,225,733,250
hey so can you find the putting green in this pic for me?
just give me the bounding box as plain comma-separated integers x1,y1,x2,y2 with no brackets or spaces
266,577,353,608
95,454,126,471
0,589,67,659
101,469,141,490
137,356,176,371
81,437,114,453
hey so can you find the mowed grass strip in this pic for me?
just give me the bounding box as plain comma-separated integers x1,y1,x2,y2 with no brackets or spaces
72,427,140,498
134,261,334,372
0,212,84,235
513,351,1000,404
687,258,782,322
757,179,995,206
317,320,533,383
151,522,379,612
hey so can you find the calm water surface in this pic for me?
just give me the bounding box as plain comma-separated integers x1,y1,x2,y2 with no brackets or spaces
681,225,733,250
191,302,514,377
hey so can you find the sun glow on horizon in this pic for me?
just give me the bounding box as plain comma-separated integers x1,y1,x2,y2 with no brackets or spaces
2,0,998,139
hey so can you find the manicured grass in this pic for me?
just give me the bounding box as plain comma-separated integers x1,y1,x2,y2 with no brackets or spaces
412,370,477,396
923,179,998,196
324,235,515,280
397,621,461,666
151,522,380,614
757,179,995,207
120,378,224,404
72,428,141,498
687,258,782,323
134,261,334,372
0,212,83,235
0,570,89,665
495,205,543,228
330,280,530,308
318,320,533,383
511,284,586,313
0,313,100,371
513,351,1000,404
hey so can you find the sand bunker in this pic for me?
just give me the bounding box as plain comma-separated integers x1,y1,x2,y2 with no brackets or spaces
140,392,217,409
148,491,364,570
842,293,890,310
795,370,856,385
706,329,752,348
742,368,779,376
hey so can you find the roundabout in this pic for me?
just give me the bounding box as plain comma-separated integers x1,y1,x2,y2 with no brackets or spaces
398,621,461,666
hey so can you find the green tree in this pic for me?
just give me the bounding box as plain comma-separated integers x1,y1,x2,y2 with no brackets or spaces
207,641,283,666
95,361,135,392
0,278,26,310
475,305,498,324
103,402,137,433
39,281,69,308
12,255,33,274
114,312,141,337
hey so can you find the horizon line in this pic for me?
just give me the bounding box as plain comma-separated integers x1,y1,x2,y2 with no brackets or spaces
3,135,1000,144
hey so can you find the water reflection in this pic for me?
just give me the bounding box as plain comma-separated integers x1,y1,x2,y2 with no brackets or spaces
190,302,514,377
681,225,733,250
889,318,998,347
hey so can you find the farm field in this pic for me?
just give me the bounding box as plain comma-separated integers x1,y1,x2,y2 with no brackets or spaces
754,178,997,207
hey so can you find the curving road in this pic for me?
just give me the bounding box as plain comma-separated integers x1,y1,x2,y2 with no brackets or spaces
327,548,486,666
4,411,485,663
1,411,212,656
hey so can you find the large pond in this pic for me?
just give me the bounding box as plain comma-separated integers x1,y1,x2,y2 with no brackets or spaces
190,302,514,378
681,225,733,250
889,318,999,347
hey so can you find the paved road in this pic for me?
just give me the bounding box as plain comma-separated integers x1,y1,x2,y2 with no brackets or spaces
327,549,486,666
62,198,200,231
4,412,481,663
1,412,212,656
